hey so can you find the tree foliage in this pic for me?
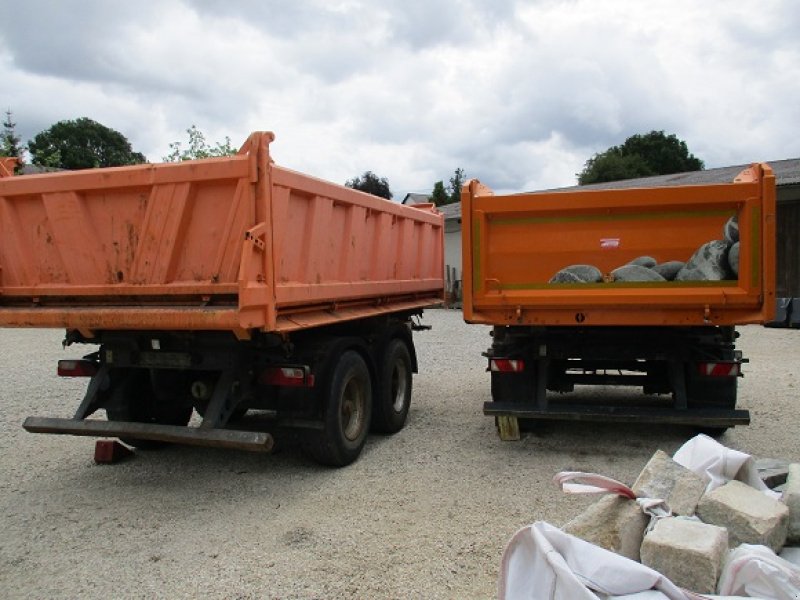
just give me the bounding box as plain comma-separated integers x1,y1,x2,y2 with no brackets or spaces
578,131,704,185
345,170,393,200
429,180,447,205
448,167,466,204
28,117,146,170
429,168,466,205
163,125,236,162
0,109,25,170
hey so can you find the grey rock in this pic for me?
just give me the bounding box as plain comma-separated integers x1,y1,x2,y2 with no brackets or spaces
785,463,800,543
611,264,667,283
724,215,739,244
696,480,789,551
781,546,800,566
652,261,685,281
728,241,739,277
676,240,733,281
628,256,657,268
640,517,728,594
675,267,705,281
549,264,603,284
755,458,790,489
559,264,603,283
632,450,707,516
562,495,649,561
549,270,586,284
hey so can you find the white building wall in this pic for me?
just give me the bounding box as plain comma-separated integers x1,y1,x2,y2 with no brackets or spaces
444,222,463,280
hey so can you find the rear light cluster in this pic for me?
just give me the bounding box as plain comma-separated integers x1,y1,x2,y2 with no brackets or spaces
57,360,99,377
259,366,315,387
698,362,740,377
489,358,525,373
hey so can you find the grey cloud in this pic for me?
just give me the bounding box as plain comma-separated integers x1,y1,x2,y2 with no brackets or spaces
1,2,148,82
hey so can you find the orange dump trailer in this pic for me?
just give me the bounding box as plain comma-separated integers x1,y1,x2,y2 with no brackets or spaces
461,164,776,438
0,132,444,465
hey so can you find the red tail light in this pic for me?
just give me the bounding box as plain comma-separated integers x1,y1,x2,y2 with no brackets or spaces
259,366,315,387
57,360,99,377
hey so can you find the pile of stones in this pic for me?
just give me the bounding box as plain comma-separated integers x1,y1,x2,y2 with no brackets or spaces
562,451,800,594
549,216,740,284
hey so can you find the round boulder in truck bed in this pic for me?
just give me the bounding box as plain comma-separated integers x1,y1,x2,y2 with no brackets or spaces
724,215,739,244
676,240,733,281
651,261,685,281
628,256,657,269
549,264,603,284
611,264,666,283
728,241,740,277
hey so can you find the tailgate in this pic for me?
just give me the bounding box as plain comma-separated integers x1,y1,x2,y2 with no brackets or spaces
462,164,776,326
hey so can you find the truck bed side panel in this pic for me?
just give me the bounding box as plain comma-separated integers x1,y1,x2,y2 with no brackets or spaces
0,133,444,335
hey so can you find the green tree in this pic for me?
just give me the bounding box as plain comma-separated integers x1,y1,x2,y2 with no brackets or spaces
345,171,393,200
448,167,466,204
163,125,236,161
28,118,146,170
0,109,25,171
578,131,704,185
429,180,447,205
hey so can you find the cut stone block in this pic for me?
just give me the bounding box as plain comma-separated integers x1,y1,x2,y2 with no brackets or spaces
562,494,648,561
696,480,789,551
785,463,800,543
632,449,707,516
640,517,728,594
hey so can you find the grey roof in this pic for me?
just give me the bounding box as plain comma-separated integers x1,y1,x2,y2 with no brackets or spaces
549,158,800,192
19,164,63,175
402,192,431,205
442,157,800,221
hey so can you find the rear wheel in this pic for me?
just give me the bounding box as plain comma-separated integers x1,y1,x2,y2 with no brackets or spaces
304,351,372,467
371,339,412,434
106,369,192,449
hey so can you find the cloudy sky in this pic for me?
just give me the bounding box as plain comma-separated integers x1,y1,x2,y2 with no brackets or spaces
2,0,799,197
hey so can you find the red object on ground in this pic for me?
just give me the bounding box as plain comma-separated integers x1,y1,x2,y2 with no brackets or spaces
94,440,134,464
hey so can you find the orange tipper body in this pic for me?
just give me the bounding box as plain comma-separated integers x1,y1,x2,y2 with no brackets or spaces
461,164,776,327
0,132,444,337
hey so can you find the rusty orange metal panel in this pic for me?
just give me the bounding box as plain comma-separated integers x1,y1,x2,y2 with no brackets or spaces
462,164,776,327
0,132,444,334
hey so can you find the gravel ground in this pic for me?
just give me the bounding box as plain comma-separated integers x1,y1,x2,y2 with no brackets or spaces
1,309,798,599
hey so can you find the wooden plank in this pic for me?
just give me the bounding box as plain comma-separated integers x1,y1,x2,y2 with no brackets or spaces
496,416,520,441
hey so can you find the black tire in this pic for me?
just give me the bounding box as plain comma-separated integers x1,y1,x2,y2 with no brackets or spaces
106,370,192,450
304,351,372,467
371,339,412,434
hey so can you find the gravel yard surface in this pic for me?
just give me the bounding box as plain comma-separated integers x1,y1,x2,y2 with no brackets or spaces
1,309,798,599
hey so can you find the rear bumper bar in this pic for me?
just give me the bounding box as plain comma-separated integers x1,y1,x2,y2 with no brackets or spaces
483,402,750,428
23,417,274,452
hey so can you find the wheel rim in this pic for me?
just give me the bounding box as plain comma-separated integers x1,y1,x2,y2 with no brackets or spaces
341,374,366,441
390,359,408,413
